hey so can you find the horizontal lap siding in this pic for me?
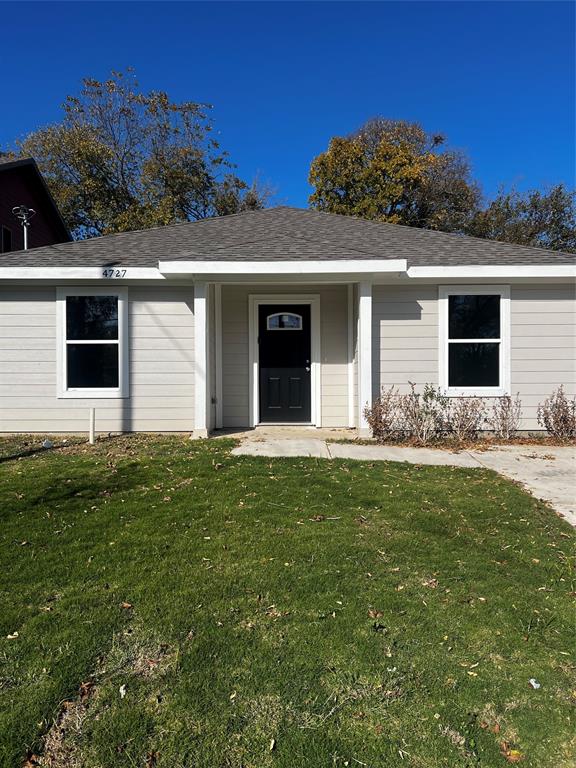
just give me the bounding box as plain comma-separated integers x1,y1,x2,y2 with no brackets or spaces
0,286,195,432
221,285,349,428
373,286,438,394
319,285,348,427
510,284,576,429
372,283,576,431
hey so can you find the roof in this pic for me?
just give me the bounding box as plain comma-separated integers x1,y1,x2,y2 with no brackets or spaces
0,206,574,268
0,156,71,242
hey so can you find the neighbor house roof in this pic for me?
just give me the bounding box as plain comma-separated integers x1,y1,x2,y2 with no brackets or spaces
0,206,574,268
0,156,71,243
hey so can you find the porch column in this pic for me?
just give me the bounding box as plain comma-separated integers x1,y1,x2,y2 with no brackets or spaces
357,281,372,435
193,281,209,437
214,284,223,429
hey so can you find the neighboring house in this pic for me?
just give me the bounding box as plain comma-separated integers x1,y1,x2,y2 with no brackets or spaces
0,207,574,435
0,156,70,253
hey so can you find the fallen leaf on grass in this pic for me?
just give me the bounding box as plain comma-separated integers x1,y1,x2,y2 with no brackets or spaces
500,742,524,762
79,681,95,701
368,609,384,619
120,602,133,610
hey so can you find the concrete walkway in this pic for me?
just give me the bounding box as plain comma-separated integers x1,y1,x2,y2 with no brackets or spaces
231,437,576,527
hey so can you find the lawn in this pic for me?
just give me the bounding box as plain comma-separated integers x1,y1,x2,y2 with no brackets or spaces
0,435,574,768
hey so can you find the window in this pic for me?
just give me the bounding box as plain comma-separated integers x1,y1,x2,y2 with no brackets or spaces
439,286,510,396
1,226,12,253
57,288,128,398
266,312,303,330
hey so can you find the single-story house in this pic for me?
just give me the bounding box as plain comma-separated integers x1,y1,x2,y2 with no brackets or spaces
0,207,574,435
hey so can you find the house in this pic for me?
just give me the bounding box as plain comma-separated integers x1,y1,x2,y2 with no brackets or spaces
0,207,574,435
0,156,70,253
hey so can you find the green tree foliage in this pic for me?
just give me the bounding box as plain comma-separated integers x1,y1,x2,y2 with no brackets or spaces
309,118,481,232
465,184,576,252
12,71,267,238
309,118,575,252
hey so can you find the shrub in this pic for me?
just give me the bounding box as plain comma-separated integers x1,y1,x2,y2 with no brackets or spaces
364,386,401,442
397,383,450,444
537,386,576,438
489,394,522,439
445,397,486,442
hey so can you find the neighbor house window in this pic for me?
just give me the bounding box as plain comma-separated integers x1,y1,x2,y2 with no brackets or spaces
1,226,12,253
439,286,510,396
57,288,128,398
266,312,303,330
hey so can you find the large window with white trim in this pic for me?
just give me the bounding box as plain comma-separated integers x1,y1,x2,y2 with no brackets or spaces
439,286,510,396
57,287,128,398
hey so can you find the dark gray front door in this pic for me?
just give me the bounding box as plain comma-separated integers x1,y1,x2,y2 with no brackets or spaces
258,304,311,423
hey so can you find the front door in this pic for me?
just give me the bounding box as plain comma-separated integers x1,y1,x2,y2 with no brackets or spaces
258,304,311,423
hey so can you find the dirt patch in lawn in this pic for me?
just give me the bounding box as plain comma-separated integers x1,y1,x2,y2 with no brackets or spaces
31,626,178,767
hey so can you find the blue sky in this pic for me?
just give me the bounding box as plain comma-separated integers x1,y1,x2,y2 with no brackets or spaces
1,1,574,207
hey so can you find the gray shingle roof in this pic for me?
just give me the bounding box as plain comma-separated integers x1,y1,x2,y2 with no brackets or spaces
1,206,574,268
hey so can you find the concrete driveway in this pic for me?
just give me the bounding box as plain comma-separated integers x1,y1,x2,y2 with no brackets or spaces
231,436,576,527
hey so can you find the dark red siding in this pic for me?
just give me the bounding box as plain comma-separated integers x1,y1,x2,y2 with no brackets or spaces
0,166,68,251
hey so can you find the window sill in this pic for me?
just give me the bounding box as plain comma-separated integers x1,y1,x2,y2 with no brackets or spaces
58,389,128,400
442,387,509,398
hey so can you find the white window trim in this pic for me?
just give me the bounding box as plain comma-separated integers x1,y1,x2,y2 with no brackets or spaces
439,285,510,397
248,294,321,427
56,286,129,399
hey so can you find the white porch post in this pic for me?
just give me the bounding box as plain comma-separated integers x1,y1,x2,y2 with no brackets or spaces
193,281,208,437
347,284,355,428
357,281,372,435
214,283,223,429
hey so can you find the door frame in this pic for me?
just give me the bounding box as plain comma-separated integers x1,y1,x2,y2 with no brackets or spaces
248,294,321,427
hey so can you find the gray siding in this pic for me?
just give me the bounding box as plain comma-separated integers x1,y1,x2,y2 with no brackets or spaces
510,284,576,429
0,286,195,432
1,280,573,434
221,284,350,428
372,282,576,430
373,285,439,393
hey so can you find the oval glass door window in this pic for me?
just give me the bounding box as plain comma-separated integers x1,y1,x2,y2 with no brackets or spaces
266,312,303,330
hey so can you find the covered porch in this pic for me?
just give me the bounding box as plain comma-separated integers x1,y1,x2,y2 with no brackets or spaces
158,258,407,437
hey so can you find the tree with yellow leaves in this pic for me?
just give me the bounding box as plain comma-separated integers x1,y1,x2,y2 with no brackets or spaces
309,118,480,232
9,70,267,239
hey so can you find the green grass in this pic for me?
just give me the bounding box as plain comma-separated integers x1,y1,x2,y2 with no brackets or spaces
0,435,574,768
